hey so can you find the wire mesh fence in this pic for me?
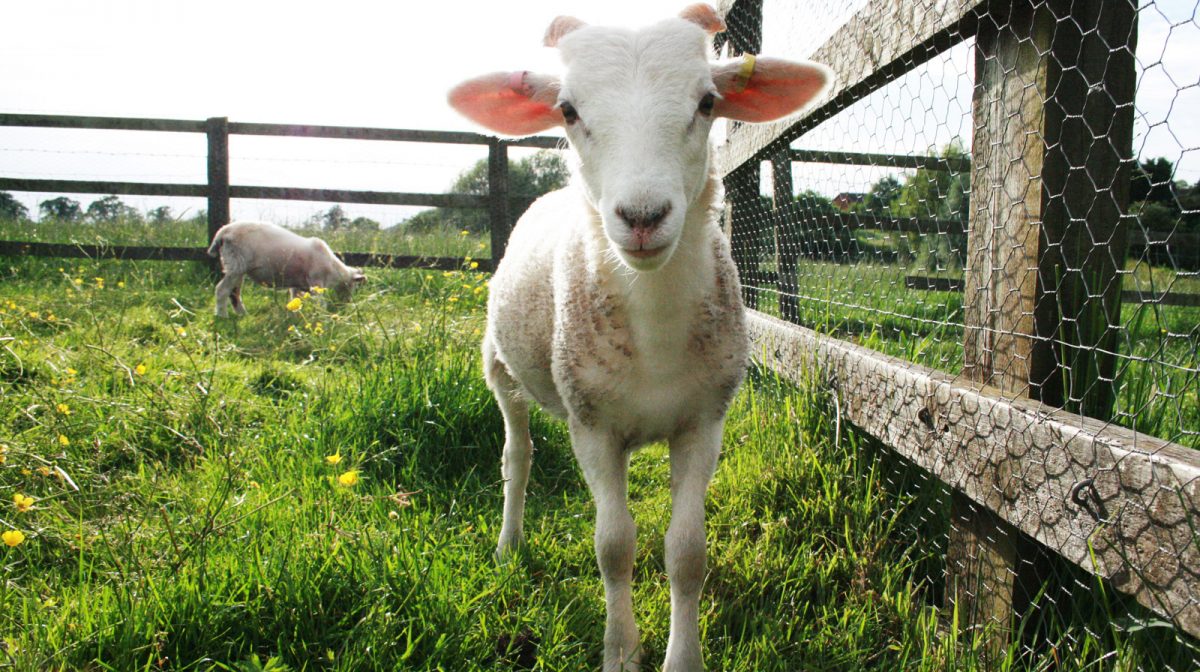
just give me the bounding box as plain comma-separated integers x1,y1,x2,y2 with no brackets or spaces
719,0,1199,668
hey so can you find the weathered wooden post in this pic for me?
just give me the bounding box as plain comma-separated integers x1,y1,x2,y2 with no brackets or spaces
954,0,1137,658
772,150,799,323
488,138,511,269
205,117,230,248
720,0,764,310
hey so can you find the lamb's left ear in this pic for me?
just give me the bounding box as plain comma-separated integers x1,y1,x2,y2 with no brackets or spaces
712,56,832,123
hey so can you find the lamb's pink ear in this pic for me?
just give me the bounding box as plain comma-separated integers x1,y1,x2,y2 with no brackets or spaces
680,4,725,34
712,56,832,123
544,16,586,47
447,71,562,136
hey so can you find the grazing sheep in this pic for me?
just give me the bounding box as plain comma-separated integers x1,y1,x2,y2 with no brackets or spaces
449,4,829,671
207,221,365,317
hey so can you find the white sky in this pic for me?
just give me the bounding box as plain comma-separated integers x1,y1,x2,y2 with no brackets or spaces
1,0,1197,227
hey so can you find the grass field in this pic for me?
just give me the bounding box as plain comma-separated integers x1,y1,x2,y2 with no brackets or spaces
0,250,1195,670
0,215,489,260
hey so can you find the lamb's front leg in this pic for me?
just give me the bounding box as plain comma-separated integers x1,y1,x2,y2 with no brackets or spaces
663,421,722,672
572,423,640,671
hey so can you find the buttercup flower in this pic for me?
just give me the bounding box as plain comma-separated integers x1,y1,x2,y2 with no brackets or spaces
134,364,147,376
311,286,327,295
286,297,303,312
2,530,25,547
13,494,34,513
325,452,342,465
56,403,71,415
58,434,70,447
337,470,360,487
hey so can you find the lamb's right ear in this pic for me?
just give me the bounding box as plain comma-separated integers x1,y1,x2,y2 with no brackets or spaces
448,71,562,136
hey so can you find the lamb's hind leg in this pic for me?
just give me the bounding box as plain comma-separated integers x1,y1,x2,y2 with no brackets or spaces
484,337,533,559
214,272,243,317
663,421,723,672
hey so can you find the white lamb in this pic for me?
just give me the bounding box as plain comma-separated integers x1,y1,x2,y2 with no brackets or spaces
449,4,829,671
207,221,365,317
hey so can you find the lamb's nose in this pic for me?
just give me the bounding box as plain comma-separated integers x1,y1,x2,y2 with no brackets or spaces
615,202,672,230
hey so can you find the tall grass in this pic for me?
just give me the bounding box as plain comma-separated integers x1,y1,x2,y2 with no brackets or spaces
0,253,1195,670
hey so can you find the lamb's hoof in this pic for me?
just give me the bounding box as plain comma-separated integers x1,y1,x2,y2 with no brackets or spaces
494,537,525,564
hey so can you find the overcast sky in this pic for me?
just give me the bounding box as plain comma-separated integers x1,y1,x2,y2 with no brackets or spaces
2,0,1197,226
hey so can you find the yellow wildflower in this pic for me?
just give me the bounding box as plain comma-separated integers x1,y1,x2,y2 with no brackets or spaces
58,434,70,447
13,494,34,513
93,277,105,289
448,297,459,303
460,229,469,236
325,453,343,465
37,466,52,477
56,403,71,415
311,286,327,295
469,261,479,270
72,278,83,286
175,326,187,337
0,445,7,464
27,311,39,320
67,367,78,376
134,364,147,376
286,297,303,312
337,470,360,487
2,530,25,547
117,280,125,288
248,480,261,489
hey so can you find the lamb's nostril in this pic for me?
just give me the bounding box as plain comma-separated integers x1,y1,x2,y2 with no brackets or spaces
615,202,672,229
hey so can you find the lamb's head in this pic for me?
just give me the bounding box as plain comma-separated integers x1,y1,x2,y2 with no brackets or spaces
449,3,830,271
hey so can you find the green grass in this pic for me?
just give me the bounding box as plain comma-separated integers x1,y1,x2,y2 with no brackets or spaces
0,253,1195,670
0,215,490,259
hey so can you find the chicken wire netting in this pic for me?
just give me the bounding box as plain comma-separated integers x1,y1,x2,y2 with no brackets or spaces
718,0,1199,669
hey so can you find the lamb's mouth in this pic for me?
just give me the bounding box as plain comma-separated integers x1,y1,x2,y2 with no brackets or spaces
626,246,665,259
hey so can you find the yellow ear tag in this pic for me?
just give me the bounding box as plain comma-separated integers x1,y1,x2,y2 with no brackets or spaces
734,54,756,93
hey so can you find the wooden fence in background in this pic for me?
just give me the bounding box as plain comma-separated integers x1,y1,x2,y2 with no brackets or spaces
717,0,1199,660
0,113,562,271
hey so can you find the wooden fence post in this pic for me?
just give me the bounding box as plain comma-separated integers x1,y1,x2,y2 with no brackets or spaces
955,0,1137,659
488,138,511,269
721,0,765,310
205,117,230,247
772,151,799,323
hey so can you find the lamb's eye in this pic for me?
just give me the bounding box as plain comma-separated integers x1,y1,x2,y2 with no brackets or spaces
559,101,579,125
698,92,716,116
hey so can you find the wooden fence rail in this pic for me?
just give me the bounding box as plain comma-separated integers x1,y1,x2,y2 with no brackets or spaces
0,113,560,270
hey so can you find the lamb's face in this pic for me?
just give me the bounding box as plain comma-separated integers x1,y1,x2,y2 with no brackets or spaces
557,20,717,271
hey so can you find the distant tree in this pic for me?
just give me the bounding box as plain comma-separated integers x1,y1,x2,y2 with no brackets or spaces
147,205,173,223
1179,181,1199,232
892,141,970,271
39,196,82,222
348,216,380,232
85,195,141,223
0,192,29,221
1130,157,1177,208
863,175,902,214
407,150,570,234
321,205,350,232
